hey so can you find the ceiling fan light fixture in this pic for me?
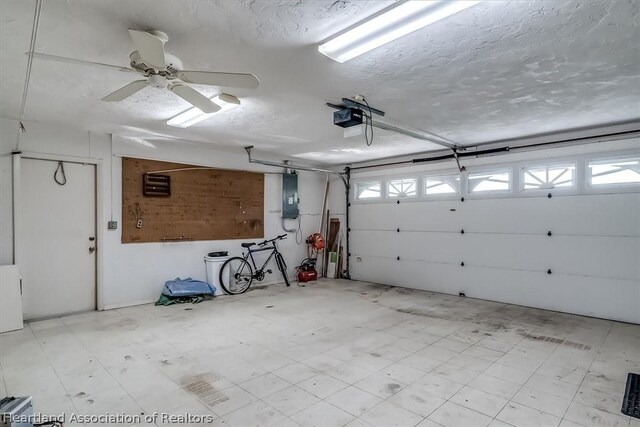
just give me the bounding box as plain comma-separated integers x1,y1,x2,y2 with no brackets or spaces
167,93,240,128
318,0,481,63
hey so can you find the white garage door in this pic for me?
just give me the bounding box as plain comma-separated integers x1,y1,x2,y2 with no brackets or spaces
349,162,640,324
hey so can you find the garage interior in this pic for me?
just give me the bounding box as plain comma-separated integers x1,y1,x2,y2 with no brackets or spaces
0,1,639,427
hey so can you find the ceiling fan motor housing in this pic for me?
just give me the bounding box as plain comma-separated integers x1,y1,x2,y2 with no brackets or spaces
129,51,184,75
147,74,168,89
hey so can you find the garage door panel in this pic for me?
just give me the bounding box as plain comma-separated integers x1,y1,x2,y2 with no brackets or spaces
351,204,396,229
458,194,640,236
352,202,463,232
351,259,640,323
540,235,639,280
350,256,399,285
457,234,639,280
392,201,463,231
381,232,638,280
395,233,463,263
350,230,402,258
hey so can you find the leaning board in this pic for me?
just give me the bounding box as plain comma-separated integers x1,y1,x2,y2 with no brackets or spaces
122,157,264,243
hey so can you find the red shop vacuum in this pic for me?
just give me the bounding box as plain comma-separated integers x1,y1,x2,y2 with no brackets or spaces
296,233,325,284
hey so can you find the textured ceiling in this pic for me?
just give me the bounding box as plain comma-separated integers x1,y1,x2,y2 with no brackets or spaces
1,0,639,164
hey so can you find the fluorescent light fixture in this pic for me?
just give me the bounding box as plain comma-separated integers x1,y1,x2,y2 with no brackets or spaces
167,93,240,128
318,0,481,63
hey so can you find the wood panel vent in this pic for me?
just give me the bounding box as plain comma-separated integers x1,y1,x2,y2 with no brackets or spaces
143,174,171,197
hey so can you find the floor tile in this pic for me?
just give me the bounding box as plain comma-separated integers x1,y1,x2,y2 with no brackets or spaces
511,385,572,418
483,363,532,385
360,401,424,427
431,363,480,385
563,402,630,427
273,362,319,384
291,401,354,427
379,363,426,385
524,373,579,400
202,385,257,416
558,420,584,427
387,384,446,417
326,362,373,385
303,354,345,372
466,373,521,400
428,401,492,427
239,373,291,399
354,373,406,399
449,385,509,417
345,419,373,427
496,402,561,427
297,374,348,399
222,401,286,427
263,385,320,416
3,280,637,427
414,373,464,400
573,385,624,415
416,419,445,427
325,386,382,417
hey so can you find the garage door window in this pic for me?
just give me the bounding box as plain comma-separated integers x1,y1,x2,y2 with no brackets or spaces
521,163,575,191
424,174,460,195
587,157,640,187
355,181,382,199
387,178,417,198
468,169,512,193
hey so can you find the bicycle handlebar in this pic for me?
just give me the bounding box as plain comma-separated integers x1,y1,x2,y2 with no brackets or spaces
258,234,288,246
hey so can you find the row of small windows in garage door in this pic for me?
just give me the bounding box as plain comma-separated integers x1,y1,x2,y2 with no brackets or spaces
354,155,640,200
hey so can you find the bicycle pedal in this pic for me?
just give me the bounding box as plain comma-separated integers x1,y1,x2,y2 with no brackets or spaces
267,269,272,274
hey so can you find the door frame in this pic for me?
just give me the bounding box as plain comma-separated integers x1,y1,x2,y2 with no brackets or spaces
13,152,105,313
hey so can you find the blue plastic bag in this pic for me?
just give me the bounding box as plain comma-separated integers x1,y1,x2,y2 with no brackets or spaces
162,277,215,297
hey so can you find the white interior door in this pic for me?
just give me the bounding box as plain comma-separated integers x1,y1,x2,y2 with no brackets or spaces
20,158,96,320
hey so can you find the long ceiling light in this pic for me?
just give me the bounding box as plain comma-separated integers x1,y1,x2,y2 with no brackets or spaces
167,93,240,128
318,0,481,63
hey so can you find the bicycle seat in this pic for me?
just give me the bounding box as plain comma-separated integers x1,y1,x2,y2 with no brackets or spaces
241,242,256,248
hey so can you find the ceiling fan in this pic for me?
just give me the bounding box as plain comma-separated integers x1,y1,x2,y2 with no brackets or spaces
30,29,260,113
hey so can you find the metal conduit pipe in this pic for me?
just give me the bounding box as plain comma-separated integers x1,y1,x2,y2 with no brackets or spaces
245,146,348,187
244,146,351,279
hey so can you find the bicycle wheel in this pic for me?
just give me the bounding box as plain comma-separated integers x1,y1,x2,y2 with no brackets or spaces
275,253,291,287
219,257,254,294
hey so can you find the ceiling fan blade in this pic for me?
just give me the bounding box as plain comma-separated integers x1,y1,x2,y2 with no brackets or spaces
101,80,148,102
169,83,221,113
177,71,260,89
29,52,135,73
128,29,166,69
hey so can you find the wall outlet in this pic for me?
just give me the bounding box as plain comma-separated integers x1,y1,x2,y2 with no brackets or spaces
136,219,143,229
107,221,118,230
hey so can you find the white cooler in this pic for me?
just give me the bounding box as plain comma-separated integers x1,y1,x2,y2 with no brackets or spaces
204,254,229,296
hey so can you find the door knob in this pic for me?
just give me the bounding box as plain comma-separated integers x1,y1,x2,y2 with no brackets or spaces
89,247,96,254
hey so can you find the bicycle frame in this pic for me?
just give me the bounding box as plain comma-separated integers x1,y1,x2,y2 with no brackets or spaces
242,239,284,279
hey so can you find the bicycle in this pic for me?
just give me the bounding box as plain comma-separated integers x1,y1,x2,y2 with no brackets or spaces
219,234,291,294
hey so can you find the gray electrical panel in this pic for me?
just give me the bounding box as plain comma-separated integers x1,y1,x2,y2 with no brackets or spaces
282,173,299,219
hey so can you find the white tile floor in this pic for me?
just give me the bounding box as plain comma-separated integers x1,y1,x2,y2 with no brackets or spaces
1,279,639,427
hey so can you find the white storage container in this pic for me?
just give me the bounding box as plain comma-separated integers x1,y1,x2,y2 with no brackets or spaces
204,255,229,296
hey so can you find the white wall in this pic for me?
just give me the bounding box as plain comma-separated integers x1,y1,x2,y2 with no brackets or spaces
0,118,326,310
0,151,12,265
338,139,640,323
